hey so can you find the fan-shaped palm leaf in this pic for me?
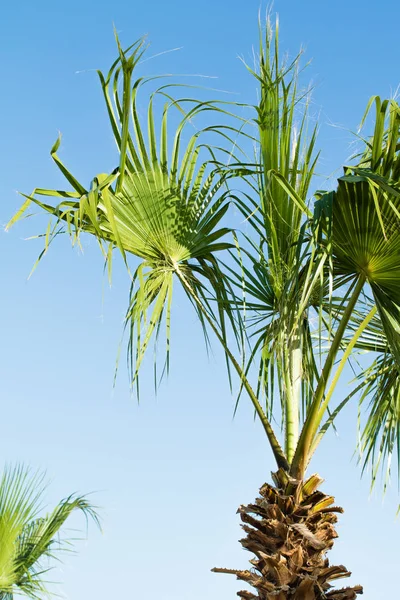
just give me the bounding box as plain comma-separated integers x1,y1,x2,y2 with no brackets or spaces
7,37,237,389
330,99,400,360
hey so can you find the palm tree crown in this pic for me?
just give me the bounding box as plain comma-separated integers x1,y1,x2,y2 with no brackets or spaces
7,17,400,599
8,18,400,493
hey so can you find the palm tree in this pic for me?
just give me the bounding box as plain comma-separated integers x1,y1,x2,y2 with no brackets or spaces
0,465,99,599
8,18,400,599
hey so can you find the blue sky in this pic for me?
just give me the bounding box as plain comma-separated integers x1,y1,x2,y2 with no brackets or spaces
1,0,399,598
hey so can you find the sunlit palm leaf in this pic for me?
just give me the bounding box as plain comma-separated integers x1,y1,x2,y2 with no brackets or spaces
329,99,400,363
248,15,318,271
7,38,236,388
0,465,98,599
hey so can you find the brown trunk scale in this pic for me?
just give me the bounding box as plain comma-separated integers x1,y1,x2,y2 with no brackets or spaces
212,470,363,600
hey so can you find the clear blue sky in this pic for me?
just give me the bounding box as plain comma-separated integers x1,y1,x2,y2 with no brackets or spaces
1,1,399,598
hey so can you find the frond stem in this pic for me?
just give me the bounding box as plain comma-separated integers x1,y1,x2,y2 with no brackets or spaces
290,274,366,479
309,304,377,458
285,320,302,463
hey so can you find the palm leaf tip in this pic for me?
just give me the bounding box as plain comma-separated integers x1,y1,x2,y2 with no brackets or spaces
349,310,400,491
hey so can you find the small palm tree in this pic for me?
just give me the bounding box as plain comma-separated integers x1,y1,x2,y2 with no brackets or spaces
0,465,99,599
8,18,400,599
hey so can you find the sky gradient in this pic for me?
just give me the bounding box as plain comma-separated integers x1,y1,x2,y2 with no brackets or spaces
1,1,399,598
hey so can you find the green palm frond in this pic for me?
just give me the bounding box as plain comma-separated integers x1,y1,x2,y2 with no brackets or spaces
358,354,400,491
227,239,321,421
216,15,320,461
250,14,318,273
0,465,98,599
0,466,45,595
252,16,319,461
7,37,237,389
334,302,400,491
316,102,400,456
329,99,400,356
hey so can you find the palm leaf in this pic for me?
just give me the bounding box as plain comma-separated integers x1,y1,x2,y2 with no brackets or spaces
337,303,400,491
7,38,237,390
0,465,98,599
213,15,320,462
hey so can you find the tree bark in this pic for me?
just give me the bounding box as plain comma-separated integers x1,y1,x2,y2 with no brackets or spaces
213,471,363,599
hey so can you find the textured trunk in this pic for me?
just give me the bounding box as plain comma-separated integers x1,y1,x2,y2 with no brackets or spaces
213,470,363,599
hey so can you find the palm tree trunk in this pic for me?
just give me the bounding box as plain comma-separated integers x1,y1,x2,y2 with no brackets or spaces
213,471,363,599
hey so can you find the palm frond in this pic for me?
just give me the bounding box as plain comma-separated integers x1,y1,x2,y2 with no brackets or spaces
0,465,99,599
7,37,237,390
329,99,400,364
0,465,46,594
216,16,320,461
357,353,400,492
255,17,317,267
338,303,400,491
